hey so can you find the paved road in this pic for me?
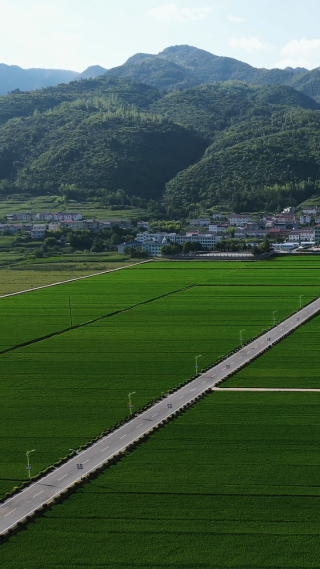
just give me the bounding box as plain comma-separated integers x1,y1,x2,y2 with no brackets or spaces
1,296,320,535
214,388,320,392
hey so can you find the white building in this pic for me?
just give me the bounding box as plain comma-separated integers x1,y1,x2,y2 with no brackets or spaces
228,215,252,227
300,214,312,225
142,240,162,255
31,224,46,239
48,222,61,231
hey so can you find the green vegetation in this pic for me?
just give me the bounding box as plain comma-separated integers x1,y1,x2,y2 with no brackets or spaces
2,75,320,213
3,391,320,567
0,258,319,498
224,310,320,389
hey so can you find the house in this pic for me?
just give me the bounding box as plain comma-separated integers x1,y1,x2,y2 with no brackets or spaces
6,212,31,222
69,221,85,231
136,232,177,244
211,214,224,221
208,224,218,233
48,222,61,231
274,214,296,226
137,221,149,229
118,240,141,254
315,225,320,243
228,215,252,227
288,229,315,242
34,212,54,222
189,218,211,227
300,214,312,225
31,224,46,239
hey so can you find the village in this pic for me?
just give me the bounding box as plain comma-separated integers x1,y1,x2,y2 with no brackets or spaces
1,206,320,255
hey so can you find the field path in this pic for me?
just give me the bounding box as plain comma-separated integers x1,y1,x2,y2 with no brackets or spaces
0,259,152,299
1,293,320,538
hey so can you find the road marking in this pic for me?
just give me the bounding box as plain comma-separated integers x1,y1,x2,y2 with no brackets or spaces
239,355,243,358
100,446,109,452
201,381,206,384
33,491,43,498
179,396,184,399
120,434,127,440
4,509,16,517
151,413,158,418
135,423,144,429
190,388,196,392
210,375,216,378
58,474,68,481
83,459,89,464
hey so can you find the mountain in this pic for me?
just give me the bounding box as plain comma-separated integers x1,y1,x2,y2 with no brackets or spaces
0,64,77,96
1,72,320,213
105,56,200,92
0,80,206,201
76,65,108,80
0,76,161,125
104,45,320,103
151,82,320,140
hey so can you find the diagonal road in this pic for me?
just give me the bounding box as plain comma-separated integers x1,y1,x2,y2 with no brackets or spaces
1,296,320,536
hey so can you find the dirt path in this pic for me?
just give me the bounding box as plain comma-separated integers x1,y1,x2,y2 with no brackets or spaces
0,259,152,299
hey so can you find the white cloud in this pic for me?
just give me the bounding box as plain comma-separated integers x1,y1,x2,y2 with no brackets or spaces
228,37,273,54
273,58,312,70
227,14,246,23
148,4,213,23
282,39,320,58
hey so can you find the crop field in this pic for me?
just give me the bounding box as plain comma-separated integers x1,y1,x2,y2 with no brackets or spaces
3,391,320,567
223,311,320,389
0,258,320,498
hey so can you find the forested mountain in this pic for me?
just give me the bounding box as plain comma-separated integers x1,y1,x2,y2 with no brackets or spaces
0,64,77,95
105,56,201,92
0,92,206,201
1,72,320,214
105,45,320,102
0,77,161,125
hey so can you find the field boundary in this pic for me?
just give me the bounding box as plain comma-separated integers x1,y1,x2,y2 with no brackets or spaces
0,283,198,356
0,259,152,299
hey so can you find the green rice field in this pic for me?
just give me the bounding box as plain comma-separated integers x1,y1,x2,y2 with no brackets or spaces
223,311,320,389
2,391,320,567
0,258,319,498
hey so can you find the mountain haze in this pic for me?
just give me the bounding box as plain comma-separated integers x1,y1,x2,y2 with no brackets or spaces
0,64,78,96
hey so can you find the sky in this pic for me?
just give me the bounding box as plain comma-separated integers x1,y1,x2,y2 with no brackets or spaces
1,0,320,72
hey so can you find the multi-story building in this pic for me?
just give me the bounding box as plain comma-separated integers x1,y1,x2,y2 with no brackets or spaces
189,218,211,227
228,215,252,227
300,214,312,225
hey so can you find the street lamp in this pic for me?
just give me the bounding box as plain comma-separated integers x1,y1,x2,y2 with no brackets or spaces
299,295,304,309
128,392,136,415
240,329,245,347
262,328,270,341
26,449,35,479
273,310,278,326
195,355,202,374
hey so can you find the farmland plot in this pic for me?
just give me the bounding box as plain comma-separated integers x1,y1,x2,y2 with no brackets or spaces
0,283,316,496
2,391,320,567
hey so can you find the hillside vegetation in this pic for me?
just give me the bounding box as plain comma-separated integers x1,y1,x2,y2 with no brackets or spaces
1,73,320,212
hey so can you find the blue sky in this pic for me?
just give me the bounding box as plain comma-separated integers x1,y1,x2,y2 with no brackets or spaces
1,0,320,72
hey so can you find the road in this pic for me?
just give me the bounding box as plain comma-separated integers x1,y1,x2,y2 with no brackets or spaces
1,296,320,536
